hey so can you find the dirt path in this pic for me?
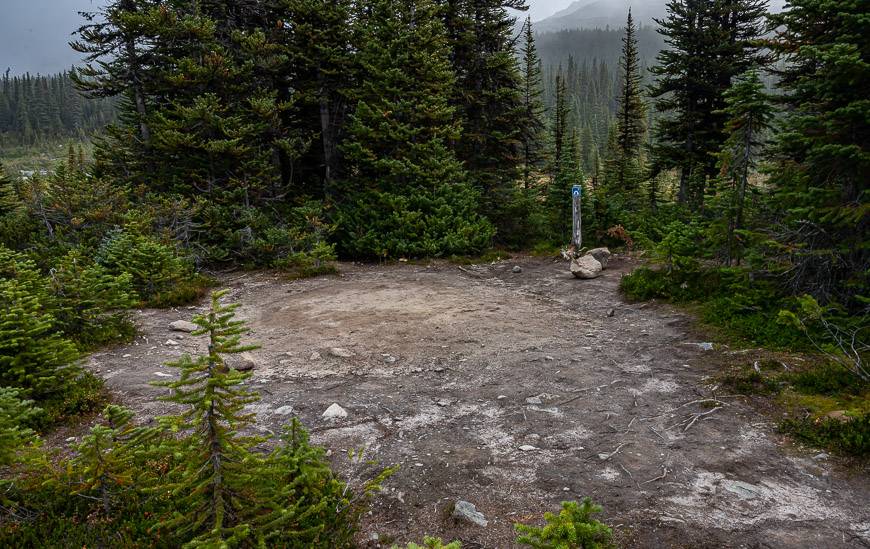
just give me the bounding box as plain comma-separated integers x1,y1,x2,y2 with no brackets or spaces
86,256,869,548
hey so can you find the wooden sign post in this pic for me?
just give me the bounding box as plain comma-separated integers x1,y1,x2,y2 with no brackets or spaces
572,184,582,249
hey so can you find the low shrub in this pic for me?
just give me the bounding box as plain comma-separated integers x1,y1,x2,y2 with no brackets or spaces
781,413,870,457
515,498,614,549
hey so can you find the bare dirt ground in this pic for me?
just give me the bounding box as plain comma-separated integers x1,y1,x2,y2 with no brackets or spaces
85,255,870,548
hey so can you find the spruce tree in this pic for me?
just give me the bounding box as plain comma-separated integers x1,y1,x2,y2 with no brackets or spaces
441,0,528,234
766,0,869,306
715,69,774,266
0,387,40,466
154,290,263,545
649,0,768,207
519,17,547,190
613,8,647,192
0,246,79,403
336,0,493,258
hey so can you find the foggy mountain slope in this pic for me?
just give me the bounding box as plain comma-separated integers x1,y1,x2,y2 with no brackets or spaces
533,0,788,32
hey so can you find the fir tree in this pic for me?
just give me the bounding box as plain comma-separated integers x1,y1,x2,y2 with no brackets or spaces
0,387,41,466
552,69,569,179
154,290,262,545
766,0,869,307
714,69,774,266
0,246,79,402
613,8,647,192
336,0,493,258
441,0,528,233
649,0,768,208
519,17,547,190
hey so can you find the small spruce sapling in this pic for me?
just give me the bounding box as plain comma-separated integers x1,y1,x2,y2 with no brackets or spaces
153,290,262,546
515,498,614,549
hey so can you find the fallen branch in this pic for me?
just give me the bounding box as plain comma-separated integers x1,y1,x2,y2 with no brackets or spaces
598,442,630,461
457,266,484,279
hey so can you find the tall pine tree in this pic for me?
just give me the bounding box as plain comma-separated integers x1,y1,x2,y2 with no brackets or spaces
613,8,647,192
518,16,547,190
766,0,869,307
336,0,493,258
649,0,767,207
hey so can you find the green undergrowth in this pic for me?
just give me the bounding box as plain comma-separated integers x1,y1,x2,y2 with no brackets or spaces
620,266,809,349
721,359,869,456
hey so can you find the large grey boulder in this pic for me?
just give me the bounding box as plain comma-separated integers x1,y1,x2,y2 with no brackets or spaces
571,254,603,279
587,247,612,269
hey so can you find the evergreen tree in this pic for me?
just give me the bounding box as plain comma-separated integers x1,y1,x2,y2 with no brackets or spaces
154,290,262,545
552,69,569,179
0,246,79,402
441,0,528,233
336,0,493,258
519,17,547,190
766,0,869,307
714,69,774,266
0,387,40,466
613,8,647,192
649,0,768,208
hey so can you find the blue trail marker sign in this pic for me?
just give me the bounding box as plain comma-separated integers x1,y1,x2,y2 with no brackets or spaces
572,184,582,248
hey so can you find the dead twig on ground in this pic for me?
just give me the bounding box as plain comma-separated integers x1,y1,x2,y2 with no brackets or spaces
641,466,669,485
617,462,639,488
598,442,630,461
666,406,723,432
557,380,622,406
457,266,484,279
648,425,666,442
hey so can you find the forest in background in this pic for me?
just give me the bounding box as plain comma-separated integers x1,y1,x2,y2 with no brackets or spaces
0,0,866,546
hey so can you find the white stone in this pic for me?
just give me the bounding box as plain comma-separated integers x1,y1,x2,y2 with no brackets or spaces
329,347,354,358
570,254,603,279
165,339,180,346
519,445,538,452
274,405,294,415
322,403,348,420
309,351,322,361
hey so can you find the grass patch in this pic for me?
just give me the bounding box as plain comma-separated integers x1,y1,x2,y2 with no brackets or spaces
448,249,512,264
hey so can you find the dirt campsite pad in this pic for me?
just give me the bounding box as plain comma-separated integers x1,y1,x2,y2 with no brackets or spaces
86,256,870,548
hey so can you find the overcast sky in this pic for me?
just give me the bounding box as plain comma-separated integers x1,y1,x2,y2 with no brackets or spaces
2,0,783,75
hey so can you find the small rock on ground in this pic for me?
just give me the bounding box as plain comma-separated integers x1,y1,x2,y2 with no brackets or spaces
329,347,355,358
169,320,199,333
322,403,348,419
587,247,612,269
512,265,522,273
274,405,294,415
453,500,488,527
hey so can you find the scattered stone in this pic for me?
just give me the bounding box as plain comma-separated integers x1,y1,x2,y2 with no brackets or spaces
563,487,570,492
322,403,348,420
813,452,830,460
519,445,538,452
587,247,612,268
274,405,294,415
154,372,173,377
453,500,488,527
825,410,853,423
122,354,132,358
309,351,322,361
433,366,445,373
164,339,180,346
234,352,256,371
169,320,199,333
525,396,543,405
382,354,397,364
607,308,615,317
512,265,522,273
65,436,76,443
570,255,603,279
544,356,554,361
497,395,507,400
436,399,450,407
329,347,355,358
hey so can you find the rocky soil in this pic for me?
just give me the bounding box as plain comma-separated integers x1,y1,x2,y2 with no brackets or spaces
85,255,870,548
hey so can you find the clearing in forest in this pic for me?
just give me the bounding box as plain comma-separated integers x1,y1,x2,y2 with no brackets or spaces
86,256,869,548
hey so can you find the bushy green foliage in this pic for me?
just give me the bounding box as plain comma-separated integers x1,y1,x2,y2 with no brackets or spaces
515,498,614,549
398,538,462,549
49,250,136,348
781,414,870,457
96,229,206,307
0,387,41,466
0,246,79,402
